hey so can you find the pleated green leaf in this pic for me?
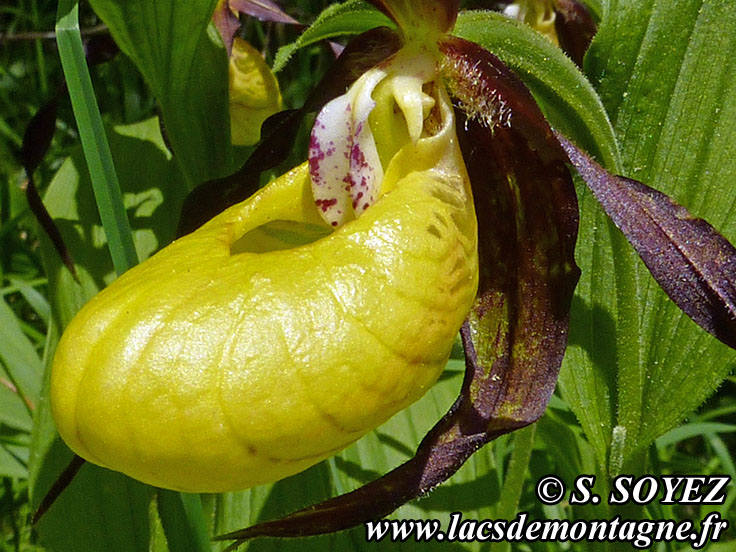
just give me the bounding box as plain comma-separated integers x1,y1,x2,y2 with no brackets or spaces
578,0,736,472
87,0,232,185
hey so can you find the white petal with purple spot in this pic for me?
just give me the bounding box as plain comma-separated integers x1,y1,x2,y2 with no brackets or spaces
309,68,386,227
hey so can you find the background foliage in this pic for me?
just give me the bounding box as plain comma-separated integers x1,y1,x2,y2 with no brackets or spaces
0,0,734,550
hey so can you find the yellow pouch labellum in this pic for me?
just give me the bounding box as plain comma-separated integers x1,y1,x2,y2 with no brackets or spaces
51,51,478,493
229,38,281,146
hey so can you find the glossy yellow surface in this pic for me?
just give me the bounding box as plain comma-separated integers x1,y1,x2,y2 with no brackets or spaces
51,145,477,492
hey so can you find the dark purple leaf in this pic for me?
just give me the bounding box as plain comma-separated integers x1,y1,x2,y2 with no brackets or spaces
176,26,401,237
215,36,580,547
557,132,736,350
553,0,597,67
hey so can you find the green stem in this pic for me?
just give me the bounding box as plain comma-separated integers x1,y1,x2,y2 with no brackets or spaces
31,0,48,95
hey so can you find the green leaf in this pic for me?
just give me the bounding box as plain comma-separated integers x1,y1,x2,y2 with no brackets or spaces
655,422,736,449
0,440,29,479
87,0,232,185
0,296,42,409
158,491,211,552
272,0,393,72
582,0,736,470
0,382,33,434
29,118,190,552
494,425,536,523
8,276,50,325
580,0,603,21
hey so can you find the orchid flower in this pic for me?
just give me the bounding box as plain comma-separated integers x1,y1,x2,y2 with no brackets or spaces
47,0,736,547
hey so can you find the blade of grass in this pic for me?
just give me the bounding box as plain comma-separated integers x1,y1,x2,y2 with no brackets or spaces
55,0,136,276
53,2,210,549
492,424,537,552
655,423,736,449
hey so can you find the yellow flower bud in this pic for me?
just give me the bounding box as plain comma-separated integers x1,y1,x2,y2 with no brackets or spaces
229,38,281,146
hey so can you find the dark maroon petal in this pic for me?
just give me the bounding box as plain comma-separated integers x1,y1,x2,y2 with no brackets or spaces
83,34,119,66
553,0,597,67
230,0,300,25
176,26,401,237
25,174,80,284
212,0,243,55
19,98,80,284
214,1,301,56
215,35,580,547
19,30,119,283
557,132,736,349
440,35,564,161
442,36,579,442
31,455,85,525
455,114,579,435
19,97,58,176
328,41,345,58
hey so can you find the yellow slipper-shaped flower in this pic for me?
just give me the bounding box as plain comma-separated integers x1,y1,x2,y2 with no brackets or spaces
51,46,478,492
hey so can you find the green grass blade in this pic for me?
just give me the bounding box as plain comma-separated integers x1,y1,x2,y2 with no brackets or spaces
54,3,210,548
55,0,137,275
